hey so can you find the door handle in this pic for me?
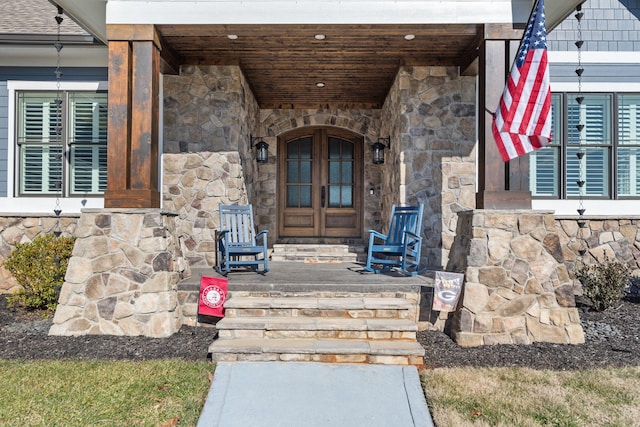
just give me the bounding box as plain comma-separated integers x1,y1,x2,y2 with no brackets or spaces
321,186,326,208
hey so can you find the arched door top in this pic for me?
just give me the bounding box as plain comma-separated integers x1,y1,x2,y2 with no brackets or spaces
278,127,363,239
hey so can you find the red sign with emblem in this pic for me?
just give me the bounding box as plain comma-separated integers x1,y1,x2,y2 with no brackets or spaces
198,276,228,318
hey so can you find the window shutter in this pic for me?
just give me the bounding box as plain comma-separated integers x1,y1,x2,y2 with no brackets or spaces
530,94,561,197
567,147,609,197
69,93,108,144
20,145,63,194
530,148,559,197
619,96,639,145
17,94,58,144
618,96,640,196
567,95,611,197
69,92,108,194
71,145,107,194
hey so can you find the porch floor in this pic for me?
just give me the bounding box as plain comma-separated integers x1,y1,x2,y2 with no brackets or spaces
184,261,431,291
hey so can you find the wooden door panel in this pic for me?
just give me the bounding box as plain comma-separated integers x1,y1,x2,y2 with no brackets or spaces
278,127,362,239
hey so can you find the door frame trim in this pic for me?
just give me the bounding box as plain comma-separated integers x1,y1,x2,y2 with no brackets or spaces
276,126,364,241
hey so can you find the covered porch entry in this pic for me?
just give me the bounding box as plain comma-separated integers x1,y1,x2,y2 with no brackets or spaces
48,0,587,342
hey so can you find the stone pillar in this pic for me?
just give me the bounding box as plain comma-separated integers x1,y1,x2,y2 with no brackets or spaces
49,209,188,337
447,210,585,346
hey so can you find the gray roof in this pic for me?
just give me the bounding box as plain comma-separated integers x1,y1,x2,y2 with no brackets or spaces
0,0,90,39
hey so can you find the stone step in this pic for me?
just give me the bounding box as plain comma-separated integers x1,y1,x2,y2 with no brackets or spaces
270,253,359,262
224,296,413,319
225,297,413,310
216,317,418,340
208,338,425,365
272,244,367,253
271,244,366,262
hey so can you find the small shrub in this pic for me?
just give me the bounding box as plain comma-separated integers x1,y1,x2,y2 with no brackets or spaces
5,234,76,311
574,254,631,311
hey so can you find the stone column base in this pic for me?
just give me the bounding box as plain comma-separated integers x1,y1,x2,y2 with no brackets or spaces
447,210,585,346
49,209,188,337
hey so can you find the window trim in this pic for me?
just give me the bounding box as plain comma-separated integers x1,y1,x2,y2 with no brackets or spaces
532,82,640,217
6,81,107,213
15,88,108,197
532,91,640,201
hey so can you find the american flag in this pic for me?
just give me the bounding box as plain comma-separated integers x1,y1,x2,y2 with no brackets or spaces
492,0,552,162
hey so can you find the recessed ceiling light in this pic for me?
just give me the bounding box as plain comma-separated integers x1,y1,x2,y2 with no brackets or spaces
404,34,415,41
314,34,326,40
315,82,326,88
227,34,238,40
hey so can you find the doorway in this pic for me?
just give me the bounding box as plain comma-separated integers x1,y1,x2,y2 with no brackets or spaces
278,127,363,239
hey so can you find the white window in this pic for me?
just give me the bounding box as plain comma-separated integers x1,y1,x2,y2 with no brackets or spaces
530,92,640,200
15,90,107,196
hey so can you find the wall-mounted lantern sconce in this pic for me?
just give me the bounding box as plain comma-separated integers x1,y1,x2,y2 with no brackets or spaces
251,135,269,163
371,137,390,164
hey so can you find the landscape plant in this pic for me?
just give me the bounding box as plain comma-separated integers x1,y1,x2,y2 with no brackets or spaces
574,253,632,311
5,233,76,311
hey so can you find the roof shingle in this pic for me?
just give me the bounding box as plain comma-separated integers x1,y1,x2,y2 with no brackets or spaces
0,0,88,36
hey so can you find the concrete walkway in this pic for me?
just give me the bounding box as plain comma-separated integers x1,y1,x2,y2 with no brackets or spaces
197,362,434,427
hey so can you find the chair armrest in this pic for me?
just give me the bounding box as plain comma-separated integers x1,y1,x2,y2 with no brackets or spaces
216,230,229,242
368,230,388,242
403,230,422,247
403,230,420,240
256,230,268,244
368,230,388,245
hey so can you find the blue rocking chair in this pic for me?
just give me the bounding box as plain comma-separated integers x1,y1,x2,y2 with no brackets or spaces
364,204,424,276
216,204,269,274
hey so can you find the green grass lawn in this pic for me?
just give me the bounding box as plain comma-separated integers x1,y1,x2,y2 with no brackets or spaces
421,366,640,426
0,360,214,427
3,360,639,426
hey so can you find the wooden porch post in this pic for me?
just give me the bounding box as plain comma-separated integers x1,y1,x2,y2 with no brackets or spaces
476,25,532,209
104,25,161,208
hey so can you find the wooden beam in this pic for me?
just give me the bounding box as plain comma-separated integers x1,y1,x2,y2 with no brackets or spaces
104,41,131,205
130,41,160,197
107,24,160,47
104,38,161,208
108,24,180,75
505,39,530,195
158,33,180,75
482,24,525,41
476,38,531,209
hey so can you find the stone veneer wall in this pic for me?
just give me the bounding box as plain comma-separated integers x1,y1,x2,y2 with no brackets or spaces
555,216,640,291
50,209,188,337
161,64,476,257
257,109,382,235
446,210,585,347
0,215,78,293
162,152,248,266
380,66,476,269
163,65,258,266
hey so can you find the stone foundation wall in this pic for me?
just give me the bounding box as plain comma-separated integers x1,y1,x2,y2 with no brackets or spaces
0,215,79,294
49,209,188,337
446,210,585,347
555,216,640,291
380,66,476,269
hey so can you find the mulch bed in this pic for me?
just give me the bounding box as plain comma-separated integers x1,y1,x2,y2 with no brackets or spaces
418,299,640,370
1,294,638,368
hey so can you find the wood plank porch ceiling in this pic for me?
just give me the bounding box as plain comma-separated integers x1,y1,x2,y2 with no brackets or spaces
156,24,481,109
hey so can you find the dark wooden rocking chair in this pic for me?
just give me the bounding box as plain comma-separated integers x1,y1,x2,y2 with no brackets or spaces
364,204,424,276
216,204,269,274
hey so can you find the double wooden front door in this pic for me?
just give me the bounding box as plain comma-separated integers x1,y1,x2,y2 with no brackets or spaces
278,127,363,238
